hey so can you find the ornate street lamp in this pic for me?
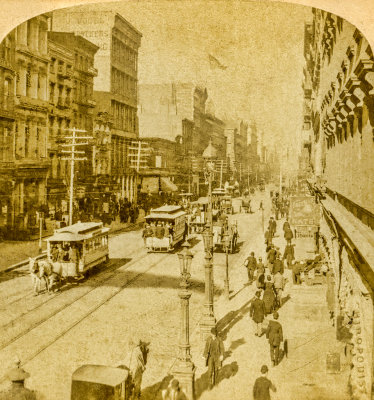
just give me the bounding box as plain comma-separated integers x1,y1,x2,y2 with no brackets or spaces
173,241,196,399
222,232,230,300
200,139,217,339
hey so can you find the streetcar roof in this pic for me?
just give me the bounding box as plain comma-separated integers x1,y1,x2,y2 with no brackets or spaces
72,365,128,386
178,192,193,196
46,222,109,242
145,205,186,219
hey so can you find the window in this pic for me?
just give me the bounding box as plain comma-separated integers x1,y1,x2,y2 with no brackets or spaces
25,123,30,157
49,82,55,103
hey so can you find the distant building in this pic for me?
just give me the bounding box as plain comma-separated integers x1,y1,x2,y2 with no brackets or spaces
51,8,142,202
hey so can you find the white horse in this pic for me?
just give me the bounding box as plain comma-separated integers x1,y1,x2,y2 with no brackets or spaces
29,257,61,295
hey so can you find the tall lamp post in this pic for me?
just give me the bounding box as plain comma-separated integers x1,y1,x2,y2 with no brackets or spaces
222,232,230,300
172,241,196,400
200,139,217,339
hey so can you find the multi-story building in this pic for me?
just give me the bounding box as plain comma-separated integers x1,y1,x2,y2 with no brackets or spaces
303,9,374,399
0,28,17,233
224,119,248,186
138,82,210,195
46,32,74,213
46,31,98,215
6,15,50,238
51,8,142,202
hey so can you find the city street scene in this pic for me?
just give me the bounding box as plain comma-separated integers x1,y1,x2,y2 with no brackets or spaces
0,1,373,399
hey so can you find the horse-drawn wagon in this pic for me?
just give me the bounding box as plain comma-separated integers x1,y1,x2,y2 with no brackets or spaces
213,221,238,253
240,196,252,213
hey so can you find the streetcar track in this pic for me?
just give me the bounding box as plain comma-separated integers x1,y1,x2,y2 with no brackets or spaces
0,222,142,309
0,245,144,324
20,253,170,367
0,250,150,351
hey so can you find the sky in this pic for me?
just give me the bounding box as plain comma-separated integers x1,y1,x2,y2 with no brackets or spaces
64,0,312,167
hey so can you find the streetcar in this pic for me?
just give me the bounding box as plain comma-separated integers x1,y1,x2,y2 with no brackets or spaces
144,205,186,252
220,195,234,214
46,221,110,278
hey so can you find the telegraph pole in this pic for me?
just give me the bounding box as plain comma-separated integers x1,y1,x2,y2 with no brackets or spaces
61,128,92,226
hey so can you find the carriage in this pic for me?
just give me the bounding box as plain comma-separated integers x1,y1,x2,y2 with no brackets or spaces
45,221,109,278
220,195,234,214
71,365,131,400
213,221,238,253
240,196,252,213
144,205,186,252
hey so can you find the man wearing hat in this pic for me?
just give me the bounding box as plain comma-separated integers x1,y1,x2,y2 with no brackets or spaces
253,365,277,400
250,291,266,336
162,379,187,400
203,327,225,390
266,312,283,366
0,357,36,400
244,251,257,284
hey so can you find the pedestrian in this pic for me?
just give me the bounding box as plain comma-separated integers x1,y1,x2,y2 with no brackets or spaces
162,379,187,400
244,252,257,283
292,260,303,285
203,327,224,390
283,243,295,268
264,229,272,247
283,218,290,232
253,365,276,400
263,277,276,315
272,254,284,275
273,271,284,308
267,246,276,269
284,227,294,244
266,312,283,366
270,217,277,236
250,291,266,337
257,257,265,276
0,357,36,400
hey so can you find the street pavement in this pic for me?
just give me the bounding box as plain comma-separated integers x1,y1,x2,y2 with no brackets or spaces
0,189,349,399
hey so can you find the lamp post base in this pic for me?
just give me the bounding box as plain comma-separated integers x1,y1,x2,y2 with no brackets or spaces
172,360,196,400
200,315,216,340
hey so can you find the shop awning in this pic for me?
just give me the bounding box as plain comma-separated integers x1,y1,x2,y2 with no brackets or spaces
141,177,159,194
160,177,178,193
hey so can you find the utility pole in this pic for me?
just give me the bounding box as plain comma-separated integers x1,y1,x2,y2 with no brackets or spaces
219,160,223,188
61,128,92,226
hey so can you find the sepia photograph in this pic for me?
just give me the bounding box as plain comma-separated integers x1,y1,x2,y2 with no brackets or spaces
0,0,373,399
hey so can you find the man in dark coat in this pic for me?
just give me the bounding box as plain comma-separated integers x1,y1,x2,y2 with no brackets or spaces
292,260,303,285
284,227,294,244
203,327,225,390
283,219,290,232
245,252,257,283
264,229,272,247
267,246,277,268
250,291,266,336
272,254,284,275
283,243,295,268
270,217,277,237
266,312,283,366
253,365,276,400
0,358,36,400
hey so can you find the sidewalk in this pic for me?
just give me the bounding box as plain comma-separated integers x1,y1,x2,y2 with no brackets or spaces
153,197,349,400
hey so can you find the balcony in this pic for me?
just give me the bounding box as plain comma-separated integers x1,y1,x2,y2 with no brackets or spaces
0,57,15,72
87,99,96,108
87,66,98,77
17,96,49,112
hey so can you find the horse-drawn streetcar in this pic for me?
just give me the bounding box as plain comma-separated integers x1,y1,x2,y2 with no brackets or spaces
143,205,187,252
46,221,110,278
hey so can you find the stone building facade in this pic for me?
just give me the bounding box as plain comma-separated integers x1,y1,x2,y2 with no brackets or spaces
10,15,50,238
0,28,17,233
46,31,98,215
51,8,142,202
304,9,374,399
